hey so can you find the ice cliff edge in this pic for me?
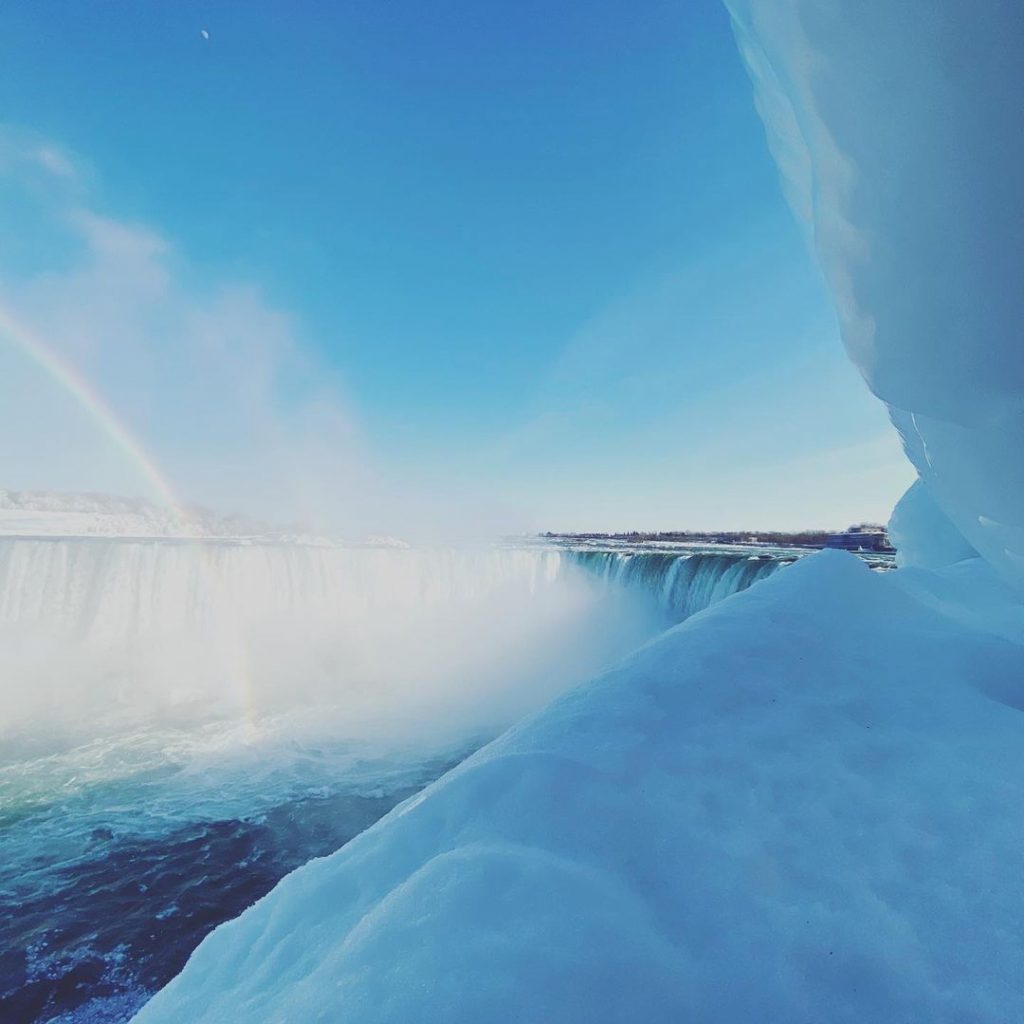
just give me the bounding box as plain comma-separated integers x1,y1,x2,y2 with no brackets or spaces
726,0,1024,586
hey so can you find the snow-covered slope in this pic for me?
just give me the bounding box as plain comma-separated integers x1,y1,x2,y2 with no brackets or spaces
132,552,1024,1023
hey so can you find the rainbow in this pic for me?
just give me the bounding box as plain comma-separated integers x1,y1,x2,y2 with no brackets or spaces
0,303,185,517
0,304,265,724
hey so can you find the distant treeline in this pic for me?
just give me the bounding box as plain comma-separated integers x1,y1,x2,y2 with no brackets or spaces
541,530,835,548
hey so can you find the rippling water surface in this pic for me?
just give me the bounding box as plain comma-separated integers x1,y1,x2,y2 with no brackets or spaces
0,725,463,1023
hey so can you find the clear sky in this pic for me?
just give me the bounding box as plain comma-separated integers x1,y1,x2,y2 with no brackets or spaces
0,0,913,536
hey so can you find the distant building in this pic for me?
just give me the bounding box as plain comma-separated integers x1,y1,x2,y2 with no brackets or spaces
826,523,892,552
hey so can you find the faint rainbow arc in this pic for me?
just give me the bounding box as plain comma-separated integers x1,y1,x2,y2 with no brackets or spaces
0,305,265,727
0,304,185,515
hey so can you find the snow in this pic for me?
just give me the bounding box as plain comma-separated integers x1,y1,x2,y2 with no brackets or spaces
132,552,1024,1023
0,490,406,546
725,0,1024,589
0,490,267,540
888,480,977,571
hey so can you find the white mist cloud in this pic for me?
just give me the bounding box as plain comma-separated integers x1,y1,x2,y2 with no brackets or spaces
0,127,383,534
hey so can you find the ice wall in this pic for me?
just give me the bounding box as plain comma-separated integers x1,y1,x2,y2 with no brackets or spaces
725,0,1024,586
888,480,978,571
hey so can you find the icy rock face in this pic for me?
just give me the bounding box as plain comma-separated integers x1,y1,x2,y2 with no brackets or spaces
888,480,977,571
725,0,1024,587
131,552,1024,1023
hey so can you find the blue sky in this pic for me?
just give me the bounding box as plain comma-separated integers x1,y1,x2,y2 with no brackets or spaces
0,0,912,534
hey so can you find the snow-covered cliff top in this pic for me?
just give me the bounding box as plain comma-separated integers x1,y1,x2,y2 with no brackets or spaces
0,491,411,546
0,490,280,540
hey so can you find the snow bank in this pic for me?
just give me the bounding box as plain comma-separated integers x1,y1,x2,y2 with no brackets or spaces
133,552,1024,1023
725,0,1024,588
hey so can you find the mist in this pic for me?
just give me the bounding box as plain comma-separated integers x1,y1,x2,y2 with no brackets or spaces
0,128,518,542
0,131,674,847
0,541,663,765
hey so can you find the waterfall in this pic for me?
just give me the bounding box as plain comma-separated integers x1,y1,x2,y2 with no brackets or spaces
0,537,790,1022
0,538,566,641
565,549,787,621
0,539,788,650
0,539,664,747
0,537,789,748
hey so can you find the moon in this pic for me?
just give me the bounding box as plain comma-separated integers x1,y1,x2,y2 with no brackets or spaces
200,29,209,40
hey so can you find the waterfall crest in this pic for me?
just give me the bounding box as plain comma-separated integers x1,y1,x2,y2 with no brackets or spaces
565,548,786,620
0,538,790,748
